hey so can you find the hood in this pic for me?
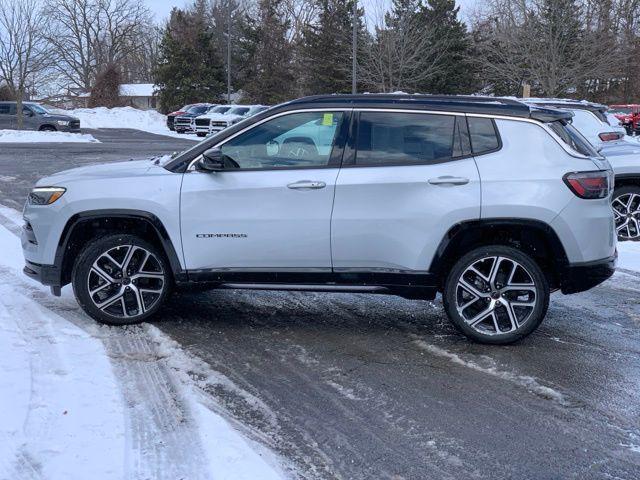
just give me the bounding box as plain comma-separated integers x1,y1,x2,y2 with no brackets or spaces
169,110,186,117
37,159,156,186
41,113,79,122
207,113,235,122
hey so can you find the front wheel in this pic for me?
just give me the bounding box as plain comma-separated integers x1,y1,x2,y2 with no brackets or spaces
72,234,172,325
612,185,640,241
443,246,550,344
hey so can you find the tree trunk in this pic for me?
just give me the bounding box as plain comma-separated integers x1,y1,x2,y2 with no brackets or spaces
16,91,24,130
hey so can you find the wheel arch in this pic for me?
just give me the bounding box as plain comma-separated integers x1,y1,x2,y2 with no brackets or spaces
614,174,640,190
55,209,185,286
429,219,569,289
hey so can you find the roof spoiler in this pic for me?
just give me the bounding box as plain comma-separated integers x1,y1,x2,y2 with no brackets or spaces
529,106,573,123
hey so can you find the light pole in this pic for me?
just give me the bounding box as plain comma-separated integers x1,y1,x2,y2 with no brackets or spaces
351,0,357,94
227,0,232,104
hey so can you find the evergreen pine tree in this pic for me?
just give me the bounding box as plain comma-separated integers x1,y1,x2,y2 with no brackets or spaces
242,0,294,104
153,8,226,113
417,0,474,94
301,0,366,94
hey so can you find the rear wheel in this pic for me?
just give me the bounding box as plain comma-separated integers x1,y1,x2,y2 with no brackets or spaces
443,246,549,344
72,234,171,325
612,185,640,241
39,125,56,132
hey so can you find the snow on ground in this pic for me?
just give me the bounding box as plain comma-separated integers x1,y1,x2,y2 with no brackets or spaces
0,130,99,143
0,207,287,480
56,106,199,141
617,241,640,272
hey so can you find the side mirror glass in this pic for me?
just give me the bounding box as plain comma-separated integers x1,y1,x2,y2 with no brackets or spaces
197,147,225,172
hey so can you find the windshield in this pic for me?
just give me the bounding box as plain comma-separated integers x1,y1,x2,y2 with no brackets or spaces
187,105,209,114
28,104,49,114
228,107,250,116
548,120,600,157
612,107,632,115
210,106,231,114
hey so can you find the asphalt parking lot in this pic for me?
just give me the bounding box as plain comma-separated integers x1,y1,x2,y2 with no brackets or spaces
1,129,639,479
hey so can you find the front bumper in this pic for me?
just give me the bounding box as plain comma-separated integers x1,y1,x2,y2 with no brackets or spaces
560,253,617,294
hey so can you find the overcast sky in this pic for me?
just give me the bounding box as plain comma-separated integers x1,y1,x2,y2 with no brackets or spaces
143,0,479,24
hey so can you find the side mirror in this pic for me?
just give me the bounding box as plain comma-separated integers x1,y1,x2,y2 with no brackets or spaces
197,147,225,172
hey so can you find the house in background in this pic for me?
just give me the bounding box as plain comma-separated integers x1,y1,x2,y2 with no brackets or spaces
74,83,157,110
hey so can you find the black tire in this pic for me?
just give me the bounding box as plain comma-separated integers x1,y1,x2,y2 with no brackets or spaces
39,125,56,132
72,234,172,325
443,245,550,345
611,185,640,241
196,132,206,137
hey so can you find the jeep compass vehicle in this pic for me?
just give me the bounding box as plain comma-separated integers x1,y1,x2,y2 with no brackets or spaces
22,95,616,344
0,101,80,132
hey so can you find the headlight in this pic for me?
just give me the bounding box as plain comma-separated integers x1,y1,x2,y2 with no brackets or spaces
57,120,69,126
29,187,66,205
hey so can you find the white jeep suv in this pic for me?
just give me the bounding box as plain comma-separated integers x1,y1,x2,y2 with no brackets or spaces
22,95,616,344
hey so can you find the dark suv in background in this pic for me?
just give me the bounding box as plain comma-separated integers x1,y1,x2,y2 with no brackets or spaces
0,101,80,132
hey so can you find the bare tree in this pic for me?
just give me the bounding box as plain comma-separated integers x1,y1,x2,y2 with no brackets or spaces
43,0,154,90
472,0,622,97
0,0,51,128
358,0,453,92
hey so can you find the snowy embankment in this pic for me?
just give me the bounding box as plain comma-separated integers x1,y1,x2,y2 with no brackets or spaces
0,130,99,143
57,106,199,141
617,241,640,272
0,205,287,480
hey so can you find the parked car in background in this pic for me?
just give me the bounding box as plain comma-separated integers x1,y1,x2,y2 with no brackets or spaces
0,101,80,132
22,94,615,344
523,98,626,146
195,105,233,137
208,105,270,135
166,104,195,131
523,98,640,241
174,104,214,133
610,104,640,135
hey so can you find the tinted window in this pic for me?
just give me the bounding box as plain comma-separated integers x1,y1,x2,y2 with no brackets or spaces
467,117,500,154
0,105,10,115
188,105,209,114
229,107,250,116
220,111,344,169
355,112,456,166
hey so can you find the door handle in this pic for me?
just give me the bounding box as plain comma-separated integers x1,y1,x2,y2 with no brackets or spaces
287,180,326,190
428,176,469,186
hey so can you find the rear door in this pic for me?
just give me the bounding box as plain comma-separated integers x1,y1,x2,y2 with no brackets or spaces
331,110,481,273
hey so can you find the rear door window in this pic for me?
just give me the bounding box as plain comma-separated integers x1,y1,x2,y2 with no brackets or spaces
0,105,10,115
355,112,458,166
467,117,500,154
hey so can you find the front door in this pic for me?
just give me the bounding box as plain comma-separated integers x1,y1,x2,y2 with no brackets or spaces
331,110,481,273
180,110,348,271
0,104,14,129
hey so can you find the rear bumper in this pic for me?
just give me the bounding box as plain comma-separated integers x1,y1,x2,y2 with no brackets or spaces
560,253,617,294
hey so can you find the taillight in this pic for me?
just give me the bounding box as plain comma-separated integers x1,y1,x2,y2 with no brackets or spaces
599,132,623,141
563,171,610,199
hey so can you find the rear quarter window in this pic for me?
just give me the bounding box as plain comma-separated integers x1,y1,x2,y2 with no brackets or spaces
548,120,599,157
467,117,500,154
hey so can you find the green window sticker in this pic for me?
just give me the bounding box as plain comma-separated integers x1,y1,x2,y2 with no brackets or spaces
322,113,333,126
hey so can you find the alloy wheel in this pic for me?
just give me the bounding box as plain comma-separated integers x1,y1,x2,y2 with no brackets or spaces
455,256,538,336
87,245,165,318
612,193,640,240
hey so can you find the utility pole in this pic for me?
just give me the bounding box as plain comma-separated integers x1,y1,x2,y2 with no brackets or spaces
227,0,232,104
351,0,357,94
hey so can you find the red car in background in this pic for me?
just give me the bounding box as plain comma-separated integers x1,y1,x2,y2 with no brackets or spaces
166,104,196,131
610,104,640,135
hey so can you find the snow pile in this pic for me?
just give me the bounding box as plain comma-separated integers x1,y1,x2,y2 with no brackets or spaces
617,241,640,272
0,130,99,143
0,206,286,480
55,106,198,140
